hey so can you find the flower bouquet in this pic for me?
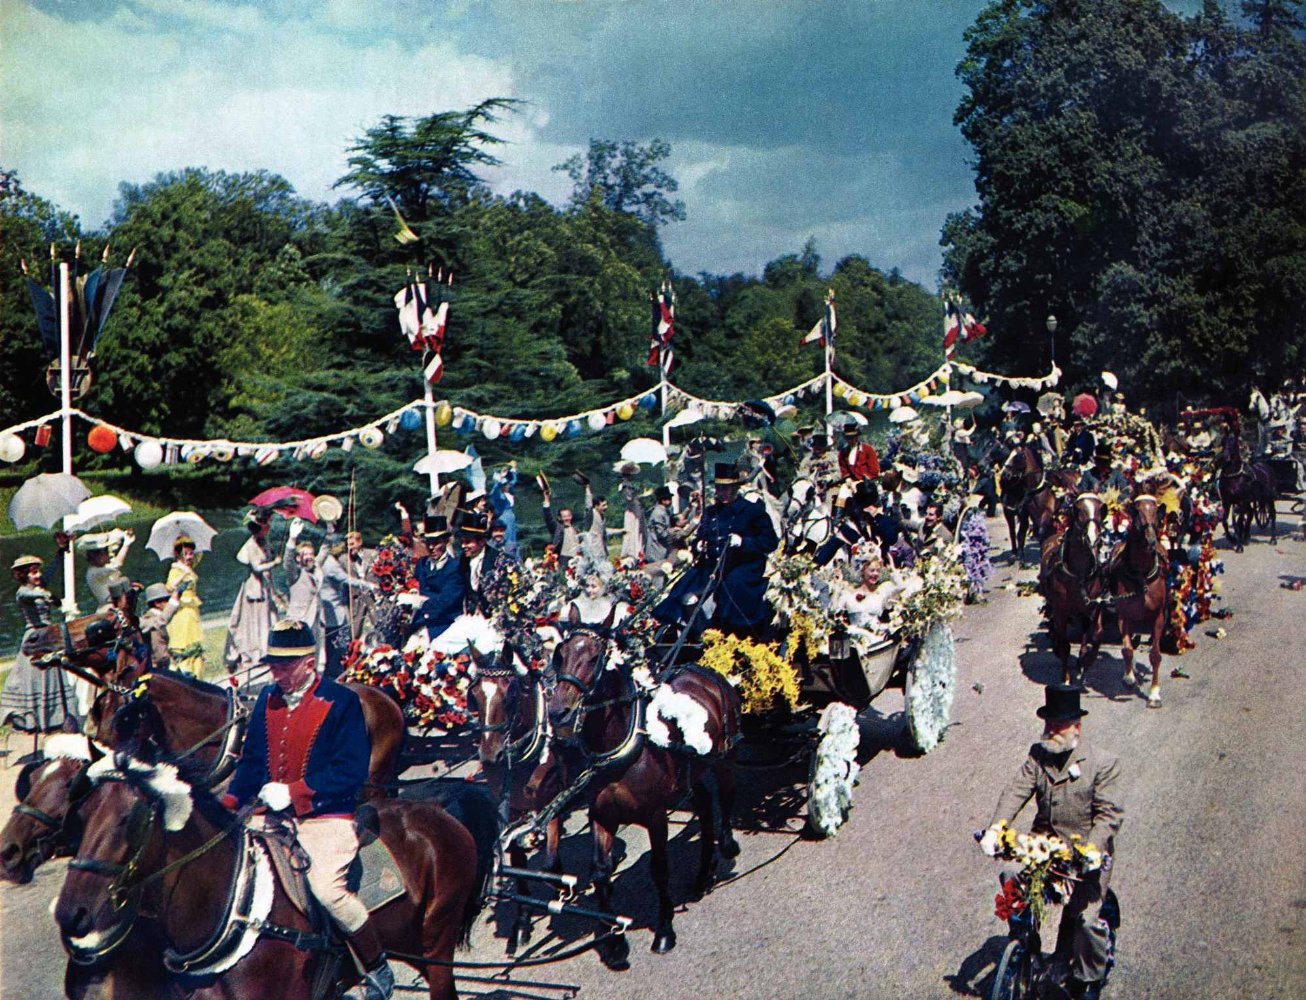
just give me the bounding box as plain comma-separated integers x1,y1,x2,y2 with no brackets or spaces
989,820,1104,927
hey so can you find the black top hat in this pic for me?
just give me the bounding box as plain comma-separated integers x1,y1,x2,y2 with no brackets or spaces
459,511,490,535
811,433,829,449
853,480,881,508
1036,683,1088,722
843,425,861,437
712,462,742,486
654,485,673,502
423,515,451,540
266,620,317,660
1093,444,1113,462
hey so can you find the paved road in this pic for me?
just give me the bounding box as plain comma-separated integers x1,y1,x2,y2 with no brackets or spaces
2,511,1303,999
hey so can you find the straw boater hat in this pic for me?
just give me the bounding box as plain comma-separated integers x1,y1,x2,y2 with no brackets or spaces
11,554,43,576
265,620,317,660
1036,683,1088,722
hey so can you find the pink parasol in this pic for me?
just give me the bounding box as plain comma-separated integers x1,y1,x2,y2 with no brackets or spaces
247,486,317,522
1072,393,1099,418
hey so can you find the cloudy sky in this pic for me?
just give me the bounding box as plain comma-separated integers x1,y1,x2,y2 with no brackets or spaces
4,0,1207,286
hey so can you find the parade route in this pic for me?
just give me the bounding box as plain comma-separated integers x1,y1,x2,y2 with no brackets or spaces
2,512,1302,1000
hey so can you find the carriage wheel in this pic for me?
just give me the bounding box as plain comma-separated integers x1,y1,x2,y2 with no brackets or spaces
1255,502,1271,529
989,939,1029,1000
904,623,958,755
804,702,861,839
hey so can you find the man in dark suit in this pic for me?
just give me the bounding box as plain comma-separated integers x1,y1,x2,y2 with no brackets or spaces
458,511,517,616
410,516,464,640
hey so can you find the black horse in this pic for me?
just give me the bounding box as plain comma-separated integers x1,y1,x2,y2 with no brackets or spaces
1216,433,1276,551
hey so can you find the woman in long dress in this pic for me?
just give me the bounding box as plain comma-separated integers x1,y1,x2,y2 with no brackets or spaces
0,555,78,733
223,514,280,683
165,536,205,676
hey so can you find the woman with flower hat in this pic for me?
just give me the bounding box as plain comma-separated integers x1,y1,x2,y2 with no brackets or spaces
979,684,1123,1000
1,553,79,732
165,534,205,676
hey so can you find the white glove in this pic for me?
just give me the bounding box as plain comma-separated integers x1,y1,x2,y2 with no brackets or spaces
728,533,743,548
258,782,292,813
979,827,1001,857
288,517,303,540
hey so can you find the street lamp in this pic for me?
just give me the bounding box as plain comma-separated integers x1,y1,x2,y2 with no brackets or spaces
1045,313,1058,366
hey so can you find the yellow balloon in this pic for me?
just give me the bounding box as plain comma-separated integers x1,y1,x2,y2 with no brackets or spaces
617,403,635,421
434,402,453,427
540,423,558,442
832,382,847,399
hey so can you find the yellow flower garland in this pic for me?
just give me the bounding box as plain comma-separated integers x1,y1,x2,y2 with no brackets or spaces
699,629,801,715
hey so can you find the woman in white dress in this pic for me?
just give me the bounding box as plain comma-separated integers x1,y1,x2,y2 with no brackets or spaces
1,554,78,732
223,513,280,681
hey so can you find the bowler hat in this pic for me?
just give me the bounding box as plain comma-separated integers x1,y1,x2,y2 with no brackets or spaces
143,583,170,605
1036,683,1088,722
266,620,317,660
712,463,742,486
654,485,673,502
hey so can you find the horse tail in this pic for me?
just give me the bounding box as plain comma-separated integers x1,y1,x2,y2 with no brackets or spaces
434,782,499,948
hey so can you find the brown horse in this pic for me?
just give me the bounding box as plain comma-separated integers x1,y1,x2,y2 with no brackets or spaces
1040,494,1108,685
542,628,740,967
54,748,495,1000
998,445,1044,564
465,639,563,954
1026,467,1081,543
23,610,406,797
1216,432,1276,551
1,739,184,1000
1109,496,1170,708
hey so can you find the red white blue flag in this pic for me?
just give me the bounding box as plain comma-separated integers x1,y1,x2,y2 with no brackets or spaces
394,267,453,384
943,296,986,358
648,280,675,376
801,289,837,370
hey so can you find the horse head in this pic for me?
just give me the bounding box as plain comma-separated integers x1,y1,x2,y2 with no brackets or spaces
55,753,196,963
0,735,98,884
545,619,615,747
1070,493,1106,563
468,641,531,767
1128,495,1163,550
21,608,137,679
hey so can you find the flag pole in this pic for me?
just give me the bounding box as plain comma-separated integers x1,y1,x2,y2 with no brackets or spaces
58,262,77,615
824,343,833,416
423,378,440,497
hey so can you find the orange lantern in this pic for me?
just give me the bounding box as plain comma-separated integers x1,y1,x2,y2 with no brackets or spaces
87,424,117,453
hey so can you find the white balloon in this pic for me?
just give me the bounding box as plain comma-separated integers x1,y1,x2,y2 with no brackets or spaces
134,440,164,469
587,411,607,432
482,418,502,440
0,433,25,463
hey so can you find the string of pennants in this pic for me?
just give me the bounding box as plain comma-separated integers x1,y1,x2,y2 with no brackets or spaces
0,362,1061,469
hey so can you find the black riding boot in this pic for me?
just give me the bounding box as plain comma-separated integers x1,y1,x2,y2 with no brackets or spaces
345,919,394,1000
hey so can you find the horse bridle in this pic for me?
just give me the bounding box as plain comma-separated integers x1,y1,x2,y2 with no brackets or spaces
547,629,611,735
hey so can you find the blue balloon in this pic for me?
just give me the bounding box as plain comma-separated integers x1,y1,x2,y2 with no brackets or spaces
566,419,583,437
399,409,423,432
638,393,657,411
508,424,526,442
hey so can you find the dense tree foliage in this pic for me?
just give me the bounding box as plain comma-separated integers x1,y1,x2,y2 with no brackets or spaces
0,110,942,527
942,0,1306,413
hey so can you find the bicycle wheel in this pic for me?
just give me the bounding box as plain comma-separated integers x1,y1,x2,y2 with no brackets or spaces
990,938,1028,1000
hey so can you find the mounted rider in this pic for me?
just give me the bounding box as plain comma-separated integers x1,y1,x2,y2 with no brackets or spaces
222,621,393,1000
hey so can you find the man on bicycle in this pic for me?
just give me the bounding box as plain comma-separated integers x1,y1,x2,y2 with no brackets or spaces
979,684,1123,1000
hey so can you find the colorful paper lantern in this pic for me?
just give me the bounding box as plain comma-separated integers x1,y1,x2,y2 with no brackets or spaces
307,441,328,459
639,394,657,411
567,419,583,437
134,440,163,469
359,427,384,449
87,424,117,453
509,424,526,442
482,418,502,440
833,382,847,399
400,409,423,432
434,401,453,427
540,423,558,443
617,403,635,420
587,412,607,432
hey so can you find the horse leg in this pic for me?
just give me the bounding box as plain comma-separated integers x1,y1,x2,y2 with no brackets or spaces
647,812,677,954
590,816,630,970
715,762,739,861
1052,614,1073,685
1147,604,1166,709
689,780,718,901
1004,509,1019,564
1119,614,1137,688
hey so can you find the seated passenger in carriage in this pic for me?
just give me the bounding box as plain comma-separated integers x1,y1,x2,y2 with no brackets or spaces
829,547,918,645
815,481,900,567
566,570,632,627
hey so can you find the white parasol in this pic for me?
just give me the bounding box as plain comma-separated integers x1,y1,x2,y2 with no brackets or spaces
63,494,132,533
888,405,919,424
919,390,973,408
414,451,474,476
825,410,868,427
147,512,218,560
7,473,91,530
620,438,668,465
664,408,704,429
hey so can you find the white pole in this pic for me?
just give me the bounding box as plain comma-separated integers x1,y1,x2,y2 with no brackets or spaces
58,262,77,615
423,380,440,497
824,345,834,416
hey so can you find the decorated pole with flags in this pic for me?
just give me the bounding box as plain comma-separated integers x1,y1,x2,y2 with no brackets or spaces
395,268,452,495
58,262,77,613
801,289,836,415
650,280,676,448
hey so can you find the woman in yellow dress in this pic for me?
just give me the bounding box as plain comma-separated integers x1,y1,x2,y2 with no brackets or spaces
165,536,204,676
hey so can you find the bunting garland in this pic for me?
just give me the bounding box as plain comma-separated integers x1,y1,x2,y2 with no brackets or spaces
0,363,1061,469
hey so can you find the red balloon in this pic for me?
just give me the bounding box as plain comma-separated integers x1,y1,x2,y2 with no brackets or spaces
87,424,118,453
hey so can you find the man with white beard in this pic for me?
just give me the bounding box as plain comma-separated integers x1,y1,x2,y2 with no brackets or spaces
979,684,1123,1000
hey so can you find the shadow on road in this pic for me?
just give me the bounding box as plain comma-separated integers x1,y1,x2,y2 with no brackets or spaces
945,933,1009,997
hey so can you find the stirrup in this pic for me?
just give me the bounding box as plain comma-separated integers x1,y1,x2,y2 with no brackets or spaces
344,960,394,1000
